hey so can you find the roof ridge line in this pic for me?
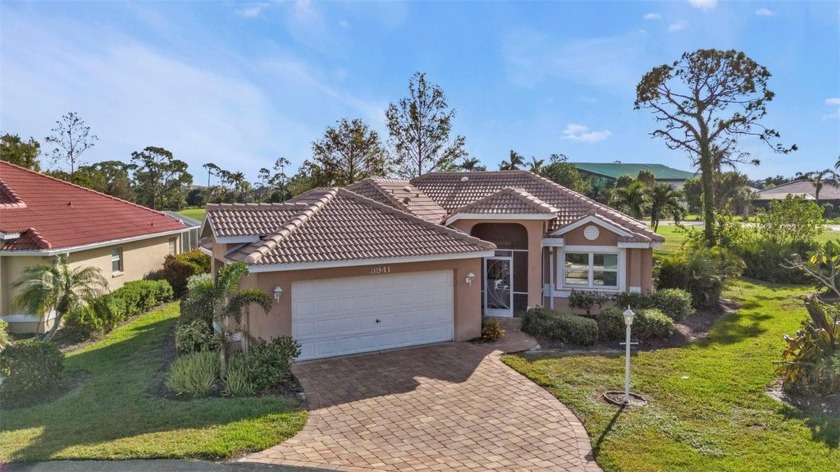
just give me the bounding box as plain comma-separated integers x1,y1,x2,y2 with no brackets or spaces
0,161,181,221
242,189,339,264
338,188,496,251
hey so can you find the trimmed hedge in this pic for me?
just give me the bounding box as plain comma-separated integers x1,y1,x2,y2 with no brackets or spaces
597,307,675,342
520,307,598,346
614,288,693,322
0,340,65,409
65,279,174,337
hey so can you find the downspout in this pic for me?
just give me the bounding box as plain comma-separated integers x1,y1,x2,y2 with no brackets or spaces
549,247,555,310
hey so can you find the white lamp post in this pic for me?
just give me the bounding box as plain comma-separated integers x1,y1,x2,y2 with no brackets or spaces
622,306,635,405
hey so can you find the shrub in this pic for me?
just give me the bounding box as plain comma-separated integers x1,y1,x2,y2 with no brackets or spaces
0,319,11,349
650,289,693,322
223,353,256,397
179,274,214,325
165,350,219,398
0,340,65,409
520,307,598,346
91,294,129,333
657,246,743,309
175,319,220,354
480,318,505,342
778,296,840,396
63,305,103,337
246,337,302,391
614,292,654,311
63,280,173,338
596,307,625,342
633,309,675,340
160,249,211,298
117,280,174,315
568,290,611,315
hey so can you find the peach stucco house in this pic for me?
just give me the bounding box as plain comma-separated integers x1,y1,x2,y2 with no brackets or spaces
202,170,663,360
0,162,191,333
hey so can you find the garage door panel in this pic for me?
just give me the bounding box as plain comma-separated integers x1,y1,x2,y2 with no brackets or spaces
292,270,454,360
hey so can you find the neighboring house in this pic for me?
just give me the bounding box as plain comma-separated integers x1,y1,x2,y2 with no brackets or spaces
202,170,663,361
0,162,190,333
571,162,698,189
753,179,839,207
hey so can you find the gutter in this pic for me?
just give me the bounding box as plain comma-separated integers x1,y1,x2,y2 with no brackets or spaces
0,228,189,256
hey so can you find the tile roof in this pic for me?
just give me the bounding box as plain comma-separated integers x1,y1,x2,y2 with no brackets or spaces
570,162,698,181
411,170,663,243
346,179,447,223
754,179,840,200
0,161,187,251
205,203,310,238
450,187,559,216
209,188,495,266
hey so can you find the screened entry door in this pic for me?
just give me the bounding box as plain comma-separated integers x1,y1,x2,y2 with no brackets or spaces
484,257,513,317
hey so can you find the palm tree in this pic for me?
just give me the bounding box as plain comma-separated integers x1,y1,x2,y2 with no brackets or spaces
457,157,486,172
798,169,837,203
648,183,685,231
528,157,545,174
499,150,525,171
610,180,648,219
12,256,107,340
201,262,272,379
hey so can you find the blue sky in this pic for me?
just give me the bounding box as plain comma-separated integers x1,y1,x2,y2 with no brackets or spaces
1,0,838,181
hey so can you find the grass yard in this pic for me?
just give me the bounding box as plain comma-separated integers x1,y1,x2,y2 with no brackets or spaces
177,208,206,221
504,279,840,471
0,303,307,463
653,224,840,257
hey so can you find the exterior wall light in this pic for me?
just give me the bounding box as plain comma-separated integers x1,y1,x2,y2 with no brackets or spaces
273,286,283,301
465,272,476,286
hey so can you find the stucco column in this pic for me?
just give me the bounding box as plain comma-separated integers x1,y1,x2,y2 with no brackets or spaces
525,221,544,308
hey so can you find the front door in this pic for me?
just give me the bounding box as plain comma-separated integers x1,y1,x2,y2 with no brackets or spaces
484,257,513,317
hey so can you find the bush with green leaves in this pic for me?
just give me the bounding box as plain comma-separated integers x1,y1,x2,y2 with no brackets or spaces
650,289,693,322
63,280,173,338
480,318,505,342
159,249,212,298
179,274,214,325
223,353,256,397
118,280,174,315
657,245,744,309
165,350,219,398
246,337,302,391
520,307,598,346
0,319,11,349
614,292,654,311
633,308,675,340
596,307,626,342
568,290,611,316
778,296,840,396
175,319,220,354
0,340,65,409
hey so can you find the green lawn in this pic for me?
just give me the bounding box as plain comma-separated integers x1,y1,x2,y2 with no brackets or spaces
0,303,307,462
177,208,206,221
504,279,839,471
653,224,840,257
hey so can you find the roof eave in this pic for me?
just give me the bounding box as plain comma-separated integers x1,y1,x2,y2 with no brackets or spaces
240,249,498,273
0,228,189,256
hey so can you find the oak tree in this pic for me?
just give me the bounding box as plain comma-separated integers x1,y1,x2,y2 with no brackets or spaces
0,134,41,170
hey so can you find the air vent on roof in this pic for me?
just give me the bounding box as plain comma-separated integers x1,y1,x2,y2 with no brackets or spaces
403,186,412,192
403,197,412,204
461,176,469,182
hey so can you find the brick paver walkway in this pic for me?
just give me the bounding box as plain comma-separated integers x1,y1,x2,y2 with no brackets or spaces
242,331,600,471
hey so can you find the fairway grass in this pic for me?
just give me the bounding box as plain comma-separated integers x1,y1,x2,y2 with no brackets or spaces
177,208,206,221
504,279,840,471
0,303,307,462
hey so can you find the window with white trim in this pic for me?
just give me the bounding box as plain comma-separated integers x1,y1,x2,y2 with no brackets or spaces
563,252,619,289
111,248,123,274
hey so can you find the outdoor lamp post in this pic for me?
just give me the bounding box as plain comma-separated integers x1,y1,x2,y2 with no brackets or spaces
622,306,635,404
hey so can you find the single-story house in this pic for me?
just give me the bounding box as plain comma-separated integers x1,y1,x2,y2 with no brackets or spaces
753,179,837,207
202,170,663,360
0,161,191,333
571,162,698,190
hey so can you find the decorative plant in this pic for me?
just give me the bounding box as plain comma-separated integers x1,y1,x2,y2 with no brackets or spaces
778,295,840,396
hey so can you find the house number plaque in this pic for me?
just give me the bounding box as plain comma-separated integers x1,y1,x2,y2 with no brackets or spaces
370,266,391,275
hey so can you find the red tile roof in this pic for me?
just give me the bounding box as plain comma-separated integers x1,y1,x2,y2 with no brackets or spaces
0,161,187,251
210,188,495,266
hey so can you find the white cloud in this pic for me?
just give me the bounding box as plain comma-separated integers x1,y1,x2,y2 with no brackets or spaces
237,2,270,18
688,0,717,10
560,124,612,143
668,20,689,32
754,8,775,17
338,19,350,29
825,98,840,120
643,12,662,20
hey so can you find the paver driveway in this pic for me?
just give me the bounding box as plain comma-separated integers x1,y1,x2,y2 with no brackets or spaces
242,340,599,471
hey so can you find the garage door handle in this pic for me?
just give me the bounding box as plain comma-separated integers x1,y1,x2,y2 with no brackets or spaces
376,319,381,323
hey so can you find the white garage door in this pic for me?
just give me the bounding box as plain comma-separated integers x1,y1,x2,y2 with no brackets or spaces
292,270,454,360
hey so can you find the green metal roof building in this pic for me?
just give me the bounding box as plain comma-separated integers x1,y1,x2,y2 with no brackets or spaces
570,162,698,189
